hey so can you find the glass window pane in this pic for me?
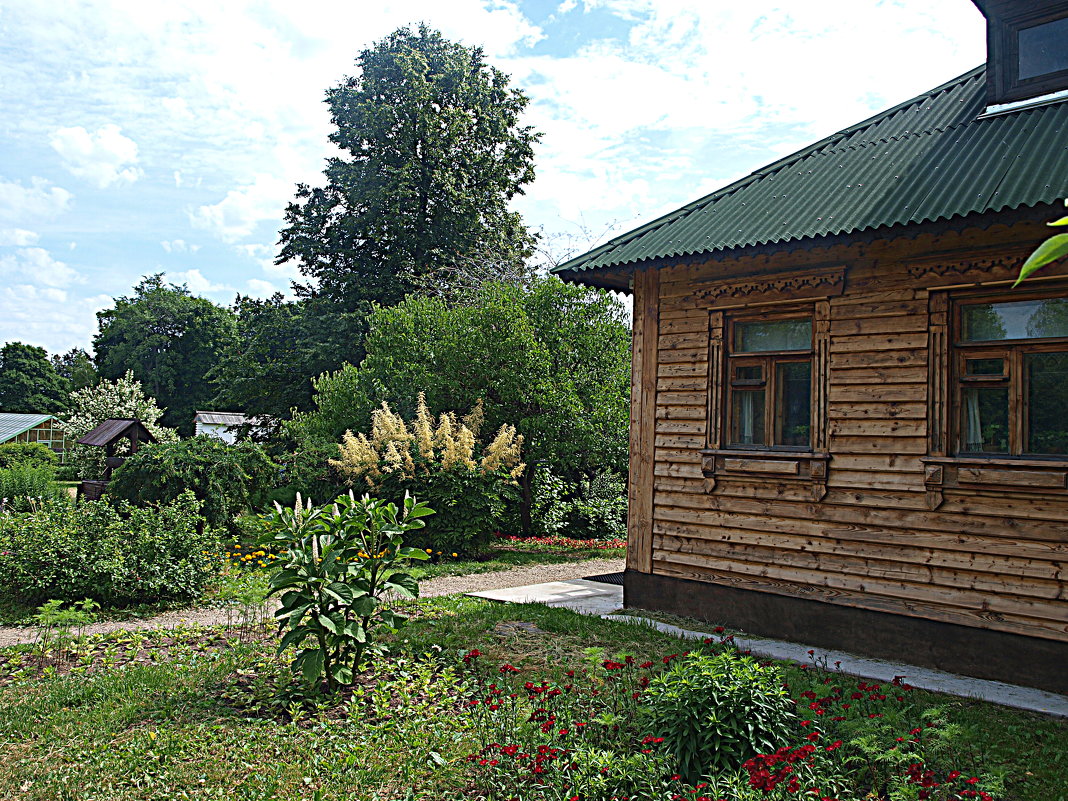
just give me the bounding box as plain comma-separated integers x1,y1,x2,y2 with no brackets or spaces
730,389,765,446
1027,352,1068,455
962,299,1068,342
734,365,763,381
1018,17,1068,80
735,319,812,352
961,386,1009,453
775,362,811,447
965,358,1005,377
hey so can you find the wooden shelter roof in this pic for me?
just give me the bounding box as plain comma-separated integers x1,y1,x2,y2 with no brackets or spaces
76,419,156,448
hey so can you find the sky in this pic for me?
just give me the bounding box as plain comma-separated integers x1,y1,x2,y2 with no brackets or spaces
0,0,986,355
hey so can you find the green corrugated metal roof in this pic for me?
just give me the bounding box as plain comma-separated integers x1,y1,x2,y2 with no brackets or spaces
0,413,54,443
553,66,1068,280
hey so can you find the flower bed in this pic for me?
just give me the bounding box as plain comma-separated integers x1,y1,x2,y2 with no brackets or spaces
494,532,627,552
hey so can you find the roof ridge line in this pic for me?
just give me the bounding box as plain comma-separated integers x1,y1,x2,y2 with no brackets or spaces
554,65,985,275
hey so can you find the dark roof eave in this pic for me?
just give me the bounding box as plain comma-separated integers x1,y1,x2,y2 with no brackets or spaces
557,201,1063,289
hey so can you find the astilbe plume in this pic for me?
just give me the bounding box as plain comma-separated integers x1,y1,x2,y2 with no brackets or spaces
330,394,523,486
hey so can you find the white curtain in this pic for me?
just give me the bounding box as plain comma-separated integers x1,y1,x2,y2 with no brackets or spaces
964,390,982,451
740,392,755,445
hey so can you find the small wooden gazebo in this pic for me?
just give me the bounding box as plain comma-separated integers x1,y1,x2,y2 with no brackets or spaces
76,418,156,500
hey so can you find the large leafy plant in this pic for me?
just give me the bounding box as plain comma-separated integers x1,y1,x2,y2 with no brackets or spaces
263,492,432,691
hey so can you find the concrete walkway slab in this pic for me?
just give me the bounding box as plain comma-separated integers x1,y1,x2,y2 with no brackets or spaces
467,580,1068,718
470,579,623,617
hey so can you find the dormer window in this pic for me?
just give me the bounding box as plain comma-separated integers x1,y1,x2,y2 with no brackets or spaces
977,0,1068,108
1017,15,1068,81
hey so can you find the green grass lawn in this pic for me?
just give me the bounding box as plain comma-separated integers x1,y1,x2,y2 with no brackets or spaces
0,596,1064,801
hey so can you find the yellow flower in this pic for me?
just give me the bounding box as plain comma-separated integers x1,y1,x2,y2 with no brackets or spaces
425,548,432,554
451,553,458,558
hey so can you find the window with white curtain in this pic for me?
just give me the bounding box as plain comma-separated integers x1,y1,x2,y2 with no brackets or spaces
955,292,1068,456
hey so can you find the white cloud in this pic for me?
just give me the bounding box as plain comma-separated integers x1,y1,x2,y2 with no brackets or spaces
246,278,276,296
171,268,233,295
0,286,110,353
238,242,300,281
0,247,82,287
160,239,199,254
0,177,72,225
0,228,39,246
190,173,294,243
49,124,143,188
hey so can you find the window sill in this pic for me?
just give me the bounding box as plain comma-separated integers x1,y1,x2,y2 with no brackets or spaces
920,456,1068,508
700,449,830,500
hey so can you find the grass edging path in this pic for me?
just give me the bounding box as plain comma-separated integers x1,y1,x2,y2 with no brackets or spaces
0,555,624,648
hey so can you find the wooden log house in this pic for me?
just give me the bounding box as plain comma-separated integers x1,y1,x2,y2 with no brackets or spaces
555,0,1068,693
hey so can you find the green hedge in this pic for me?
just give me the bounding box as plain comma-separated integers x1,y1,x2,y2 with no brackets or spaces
0,492,216,606
0,442,58,469
108,436,276,532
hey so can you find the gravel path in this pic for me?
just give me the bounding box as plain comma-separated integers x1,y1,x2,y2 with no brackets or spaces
0,556,624,648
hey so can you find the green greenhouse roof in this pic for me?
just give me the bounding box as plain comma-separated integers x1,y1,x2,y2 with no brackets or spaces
0,413,54,443
553,66,1068,281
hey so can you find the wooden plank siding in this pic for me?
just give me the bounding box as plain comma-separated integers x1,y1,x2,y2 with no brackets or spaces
642,226,1068,645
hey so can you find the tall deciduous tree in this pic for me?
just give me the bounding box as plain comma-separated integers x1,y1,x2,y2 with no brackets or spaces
94,275,237,434
277,24,539,370
0,342,68,413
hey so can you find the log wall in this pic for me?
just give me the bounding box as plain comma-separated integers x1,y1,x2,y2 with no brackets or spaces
632,222,1068,646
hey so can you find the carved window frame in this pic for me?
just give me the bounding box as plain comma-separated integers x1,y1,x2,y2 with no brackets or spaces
701,292,832,501
923,282,1068,509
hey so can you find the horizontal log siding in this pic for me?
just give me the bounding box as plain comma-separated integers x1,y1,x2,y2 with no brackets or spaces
646,239,1068,644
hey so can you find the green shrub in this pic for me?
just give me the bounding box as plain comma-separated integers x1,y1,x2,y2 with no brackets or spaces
0,492,216,605
0,465,64,512
330,396,523,556
108,436,277,532
0,442,58,469
642,650,795,780
559,470,627,540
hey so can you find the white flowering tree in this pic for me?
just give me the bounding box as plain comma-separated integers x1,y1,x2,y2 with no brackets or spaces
59,370,178,480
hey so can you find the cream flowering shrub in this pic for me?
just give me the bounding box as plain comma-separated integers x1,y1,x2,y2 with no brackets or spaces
330,394,523,554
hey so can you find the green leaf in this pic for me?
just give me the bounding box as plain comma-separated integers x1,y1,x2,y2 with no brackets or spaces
323,582,355,604
275,602,313,622
398,547,430,561
296,648,325,684
1015,233,1068,286
277,627,310,653
383,572,419,598
330,663,353,684
317,613,339,635
1048,215,1068,227
351,595,378,617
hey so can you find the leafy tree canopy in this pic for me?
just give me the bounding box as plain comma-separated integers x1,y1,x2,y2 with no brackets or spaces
288,278,631,529
51,348,98,392
109,436,276,533
0,342,69,414
277,24,539,370
93,274,237,434
208,294,336,423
